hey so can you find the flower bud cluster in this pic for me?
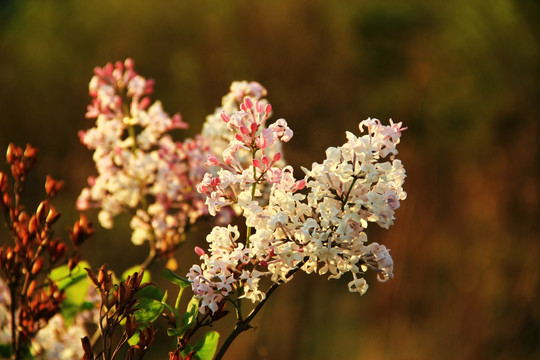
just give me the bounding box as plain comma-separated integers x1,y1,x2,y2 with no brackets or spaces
188,87,407,313
201,81,285,170
77,59,210,254
196,96,294,217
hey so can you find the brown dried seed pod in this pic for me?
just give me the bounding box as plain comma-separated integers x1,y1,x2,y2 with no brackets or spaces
31,257,44,274
26,280,36,297
45,206,61,225
36,200,49,223
44,175,64,197
85,268,100,287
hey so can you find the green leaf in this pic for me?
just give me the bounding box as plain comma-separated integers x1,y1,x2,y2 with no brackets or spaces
134,298,164,323
127,331,140,346
136,284,164,301
162,269,191,289
122,265,150,283
80,301,95,311
193,331,220,360
50,262,90,324
50,261,89,290
179,297,199,336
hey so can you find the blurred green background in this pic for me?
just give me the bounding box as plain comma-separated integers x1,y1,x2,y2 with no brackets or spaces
1,0,539,359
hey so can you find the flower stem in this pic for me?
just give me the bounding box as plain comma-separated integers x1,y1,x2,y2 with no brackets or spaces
214,261,305,360
245,149,258,247
341,176,359,211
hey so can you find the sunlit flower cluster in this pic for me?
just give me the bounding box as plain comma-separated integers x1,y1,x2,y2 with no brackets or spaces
77,59,210,254
202,81,285,171
188,87,407,314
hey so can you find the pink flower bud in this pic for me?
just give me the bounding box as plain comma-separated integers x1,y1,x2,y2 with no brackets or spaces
273,152,281,162
78,130,86,143
124,58,134,69
244,97,253,109
144,79,155,94
265,104,272,114
221,111,230,123
252,159,261,169
103,62,114,77
115,60,124,73
139,97,151,110
171,113,188,129
293,179,306,191
261,155,270,166
206,155,220,166
195,246,206,257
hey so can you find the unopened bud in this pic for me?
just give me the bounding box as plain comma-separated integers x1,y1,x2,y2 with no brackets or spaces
139,96,151,110
46,206,61,225
0,172,7,191
124,58,134,69
195,246,205,257
36,201,49,222
27,280,36,297
45,175,64,197
221,111,230,123
31,258,44,275
6,143,15,163
24,144,38,158
244,97,253,109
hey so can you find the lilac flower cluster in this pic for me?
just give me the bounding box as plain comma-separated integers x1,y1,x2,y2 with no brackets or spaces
188,88,407,313
77,59,210,255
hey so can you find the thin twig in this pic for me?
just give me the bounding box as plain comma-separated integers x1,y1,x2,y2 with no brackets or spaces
214,260,305,360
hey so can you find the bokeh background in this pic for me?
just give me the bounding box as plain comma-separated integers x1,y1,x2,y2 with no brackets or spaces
1,0,539,359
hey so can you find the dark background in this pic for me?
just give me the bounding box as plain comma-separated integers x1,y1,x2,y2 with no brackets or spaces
1,1,539,359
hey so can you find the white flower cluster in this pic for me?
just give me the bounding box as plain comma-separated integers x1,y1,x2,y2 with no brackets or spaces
0,278,100,360
77,59,210,253
188,86,407,314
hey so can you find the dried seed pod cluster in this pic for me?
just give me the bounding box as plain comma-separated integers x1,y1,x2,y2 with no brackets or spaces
82,265,155,360
0,143,94,357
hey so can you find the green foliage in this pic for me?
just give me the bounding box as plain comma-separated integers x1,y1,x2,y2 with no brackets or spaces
162,268,191,289
178,331,220,360
49,261,90,324
167,297,200,338
127,331,140,347
181,297,199,334
192,331,220,360
134,297,165,323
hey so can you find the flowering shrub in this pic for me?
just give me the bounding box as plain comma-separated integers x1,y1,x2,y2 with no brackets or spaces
0,59,406,360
